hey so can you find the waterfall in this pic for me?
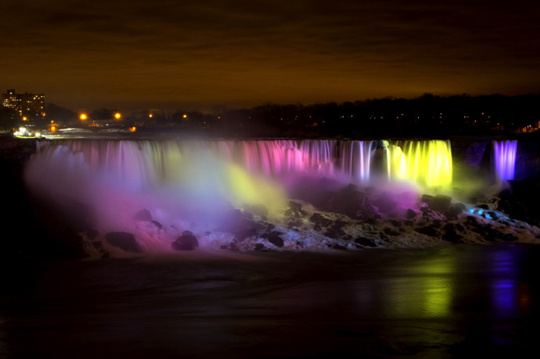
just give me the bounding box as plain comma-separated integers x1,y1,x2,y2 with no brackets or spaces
390,140,453,189
493,140,518,181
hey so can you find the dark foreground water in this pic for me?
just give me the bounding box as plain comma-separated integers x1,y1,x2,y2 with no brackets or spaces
2,244,540,359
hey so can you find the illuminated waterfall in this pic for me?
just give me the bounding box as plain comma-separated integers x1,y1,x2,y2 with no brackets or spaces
389,140,453,189
30,139,455,195
338,140,376,182
493,140,518,181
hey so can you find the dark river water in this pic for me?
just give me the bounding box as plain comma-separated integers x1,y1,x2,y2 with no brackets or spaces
2,243,540,358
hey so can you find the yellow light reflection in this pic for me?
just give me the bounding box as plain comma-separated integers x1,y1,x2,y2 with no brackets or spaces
381,258,454,319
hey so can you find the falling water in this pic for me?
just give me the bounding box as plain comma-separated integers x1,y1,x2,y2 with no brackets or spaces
493,140,518,181
338,140,377,182
389,140,453,189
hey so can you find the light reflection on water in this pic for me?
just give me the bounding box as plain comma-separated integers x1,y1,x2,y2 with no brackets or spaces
1,244,540,358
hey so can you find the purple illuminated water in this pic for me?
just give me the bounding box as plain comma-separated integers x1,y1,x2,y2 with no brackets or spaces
493,140,518,181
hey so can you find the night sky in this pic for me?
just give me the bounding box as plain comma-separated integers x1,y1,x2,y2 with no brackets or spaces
2,0,540,112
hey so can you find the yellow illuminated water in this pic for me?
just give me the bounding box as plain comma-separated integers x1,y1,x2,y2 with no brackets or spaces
389,140,453,189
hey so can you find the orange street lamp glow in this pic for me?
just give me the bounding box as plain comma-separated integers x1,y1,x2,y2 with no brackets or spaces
149,113,153,118
22,116,28,121
183,114,188,119
115,112,122,120
80,113,88,121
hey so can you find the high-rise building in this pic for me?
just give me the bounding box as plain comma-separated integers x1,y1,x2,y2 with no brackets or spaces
2,89,46,122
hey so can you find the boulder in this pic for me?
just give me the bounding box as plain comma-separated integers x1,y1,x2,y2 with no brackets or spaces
447,203,466,218
172,230,199,251
309,213,333,228
261,231,284,247
105,232,141,253
406,209,417,219
415,225,439,237
421,194,452,213
216,209,264,240
134,209,152,221
354,237,377,247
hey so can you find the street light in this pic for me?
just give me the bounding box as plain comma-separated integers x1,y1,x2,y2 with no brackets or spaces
114,112,122,120
80,113,88,121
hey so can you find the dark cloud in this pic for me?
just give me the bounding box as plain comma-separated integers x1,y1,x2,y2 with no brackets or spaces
1,0,539,110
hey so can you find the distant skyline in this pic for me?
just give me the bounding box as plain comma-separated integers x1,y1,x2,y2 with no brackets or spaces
2,0,539,112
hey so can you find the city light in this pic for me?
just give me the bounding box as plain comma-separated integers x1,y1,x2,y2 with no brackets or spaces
115,112,122,120
183,114,188,119
49,120,57,133
80,113,88,121
22,116,28,121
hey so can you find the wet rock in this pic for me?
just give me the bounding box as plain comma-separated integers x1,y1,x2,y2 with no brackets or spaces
244,204,269,218
421,194,435,205
134,209,152,221
286,220,303,229
442,224,462,243
330,243,347,250
383,227,401,236
221,242,240,251
465,216,480,226
254,243,268,251
406,209,417,219
324,227,348,239
323,184,362,218
364,217,379,225
261,231,284,248
105,232,141,253
309,213,333,228
288,201,303,212
502,233,518,242
448,203,467,218
172,230,199,251
472,225,504,242
483,211,501,220
422,194,452,213
354,237,377,247
216,209,264,240
415,225,439,237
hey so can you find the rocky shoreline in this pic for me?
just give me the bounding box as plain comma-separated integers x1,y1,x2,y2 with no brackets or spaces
78,178,540,258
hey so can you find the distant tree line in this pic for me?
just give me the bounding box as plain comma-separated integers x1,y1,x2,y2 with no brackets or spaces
3,93,539,137
171,93,540,138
